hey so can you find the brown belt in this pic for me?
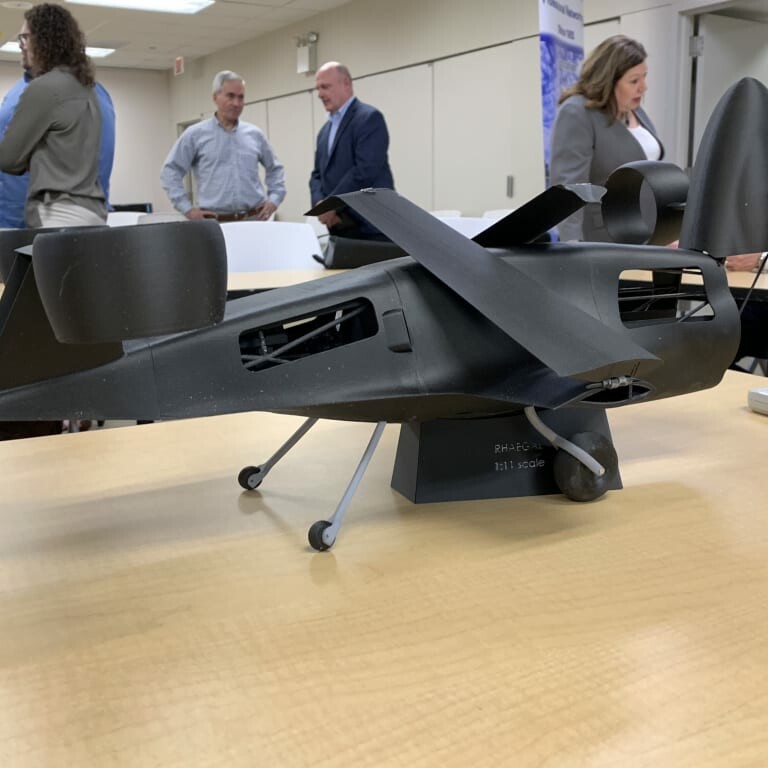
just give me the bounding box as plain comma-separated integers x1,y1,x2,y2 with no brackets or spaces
214,209,259,222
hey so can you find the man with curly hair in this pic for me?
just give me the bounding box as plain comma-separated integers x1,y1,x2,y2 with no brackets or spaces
0,3,107,228
0,10,114,230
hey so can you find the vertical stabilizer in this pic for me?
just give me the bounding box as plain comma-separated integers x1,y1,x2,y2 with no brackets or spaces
679,77,768,256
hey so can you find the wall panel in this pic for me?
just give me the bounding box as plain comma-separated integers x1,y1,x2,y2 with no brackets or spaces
433,39,544,216
584,18,621,54
693,13,768,158
265,91,316,221
352,64,433,209
241,101,268,133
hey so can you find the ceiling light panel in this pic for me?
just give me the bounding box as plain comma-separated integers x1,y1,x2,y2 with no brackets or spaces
67,0,214,14
0,41,115,57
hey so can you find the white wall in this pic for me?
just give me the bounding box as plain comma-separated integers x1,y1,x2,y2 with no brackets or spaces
167,0,538,117
264,92,316,218
353,66,433,211
432,39,544,214
693,13,768,154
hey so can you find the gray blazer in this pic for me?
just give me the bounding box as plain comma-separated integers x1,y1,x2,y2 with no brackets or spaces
550,94,663,242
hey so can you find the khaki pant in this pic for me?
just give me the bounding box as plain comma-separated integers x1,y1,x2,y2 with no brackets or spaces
36,199,106,228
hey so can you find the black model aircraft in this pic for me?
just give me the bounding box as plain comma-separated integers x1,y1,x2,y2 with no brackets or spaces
1,78,766,550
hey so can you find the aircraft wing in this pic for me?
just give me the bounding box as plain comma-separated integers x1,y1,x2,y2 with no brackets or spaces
309,189,658,381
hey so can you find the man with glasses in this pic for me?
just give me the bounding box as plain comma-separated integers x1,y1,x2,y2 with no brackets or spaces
0,27,115,229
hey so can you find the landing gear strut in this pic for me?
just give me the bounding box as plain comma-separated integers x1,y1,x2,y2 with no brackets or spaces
239,419,387,551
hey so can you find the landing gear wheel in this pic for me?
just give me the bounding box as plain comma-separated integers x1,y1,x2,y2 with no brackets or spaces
553,432,618,502
238,465,264,490
308,520,334,551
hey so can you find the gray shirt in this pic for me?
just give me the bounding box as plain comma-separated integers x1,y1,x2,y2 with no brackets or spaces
0,66,105,226
161,116,286,214
550,94,663,242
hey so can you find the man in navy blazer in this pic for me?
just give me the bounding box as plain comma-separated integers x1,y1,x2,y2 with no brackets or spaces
309,62,394,240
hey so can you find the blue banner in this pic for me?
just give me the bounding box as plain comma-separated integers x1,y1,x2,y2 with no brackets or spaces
540,0,584,185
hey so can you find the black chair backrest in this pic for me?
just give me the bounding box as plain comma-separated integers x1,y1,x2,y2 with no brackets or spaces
111,202,153,213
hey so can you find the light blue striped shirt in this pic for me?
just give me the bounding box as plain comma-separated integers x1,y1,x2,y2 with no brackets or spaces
161,115,286,214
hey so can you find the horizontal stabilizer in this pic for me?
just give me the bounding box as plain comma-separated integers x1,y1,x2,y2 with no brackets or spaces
315,189,658,380
473,184,605,247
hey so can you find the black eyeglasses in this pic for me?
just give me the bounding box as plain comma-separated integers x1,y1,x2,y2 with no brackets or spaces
17,33,31,47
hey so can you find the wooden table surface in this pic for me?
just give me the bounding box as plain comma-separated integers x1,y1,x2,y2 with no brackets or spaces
226,269,339,291
230,267,768,294
247,266,766,294
622,266,768,292
1,371,768,766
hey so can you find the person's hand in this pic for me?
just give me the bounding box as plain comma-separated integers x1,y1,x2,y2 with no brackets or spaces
666,239,679,248
318,210,342,228
254,201,277,221
185,207,217,220
726,252,761,271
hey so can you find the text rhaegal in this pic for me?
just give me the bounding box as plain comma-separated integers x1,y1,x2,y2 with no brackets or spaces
494,441,544,454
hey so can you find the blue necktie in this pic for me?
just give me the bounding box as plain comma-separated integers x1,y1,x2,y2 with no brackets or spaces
327,112,341,153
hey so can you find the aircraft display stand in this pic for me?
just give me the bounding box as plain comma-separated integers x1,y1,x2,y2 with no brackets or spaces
391,408,622,504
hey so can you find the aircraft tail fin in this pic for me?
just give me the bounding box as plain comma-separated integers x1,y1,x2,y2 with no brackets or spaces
679,77,768,256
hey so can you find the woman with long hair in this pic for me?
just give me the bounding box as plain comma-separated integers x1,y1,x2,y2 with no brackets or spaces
0,3,106,227
550,35,663,242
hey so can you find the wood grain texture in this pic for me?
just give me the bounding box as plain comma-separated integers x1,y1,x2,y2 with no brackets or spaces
1,371,767,767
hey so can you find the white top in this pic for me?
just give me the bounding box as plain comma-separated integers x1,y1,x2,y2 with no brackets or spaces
629,123,662,161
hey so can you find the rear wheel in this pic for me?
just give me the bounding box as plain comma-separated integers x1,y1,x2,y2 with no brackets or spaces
553,432,618,502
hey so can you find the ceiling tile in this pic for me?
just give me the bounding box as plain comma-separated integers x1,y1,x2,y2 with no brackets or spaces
0,0,351,70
